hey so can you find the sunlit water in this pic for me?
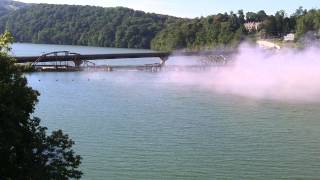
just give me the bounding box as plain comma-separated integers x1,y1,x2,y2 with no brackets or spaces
14,43,320,179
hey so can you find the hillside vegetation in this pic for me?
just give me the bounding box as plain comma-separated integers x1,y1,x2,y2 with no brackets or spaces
0,0,27,16
0,4,178,49
0,2,320,50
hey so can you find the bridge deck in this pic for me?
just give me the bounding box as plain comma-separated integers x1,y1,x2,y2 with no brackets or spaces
14,50,234,63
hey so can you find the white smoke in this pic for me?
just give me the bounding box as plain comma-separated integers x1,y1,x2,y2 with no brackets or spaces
160,43,320,103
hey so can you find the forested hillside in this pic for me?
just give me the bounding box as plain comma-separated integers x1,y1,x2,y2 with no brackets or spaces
151,13,246,51
0,0,27,16
0,4,178,49
151,10,299,51
0,2,320,50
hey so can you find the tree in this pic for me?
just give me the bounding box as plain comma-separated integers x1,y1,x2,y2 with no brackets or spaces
238,10,245,24
296,9,320,39
0,32,82,179
246,12,259,22
151,12,245,51
257,10,268,22
0,4,177,49
1,3,318,50
262,16,277,37
0,31,14,52
293,6,307,17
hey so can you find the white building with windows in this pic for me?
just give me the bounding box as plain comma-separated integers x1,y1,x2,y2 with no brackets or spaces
284,33,295,41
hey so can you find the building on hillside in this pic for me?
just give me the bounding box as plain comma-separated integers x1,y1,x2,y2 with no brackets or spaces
284,33,295,41
244,22,262,32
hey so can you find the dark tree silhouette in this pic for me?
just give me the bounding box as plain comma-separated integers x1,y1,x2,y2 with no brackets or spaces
0,31,82,179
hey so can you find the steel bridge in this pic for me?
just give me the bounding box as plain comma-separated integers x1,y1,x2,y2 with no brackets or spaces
14,50,234,71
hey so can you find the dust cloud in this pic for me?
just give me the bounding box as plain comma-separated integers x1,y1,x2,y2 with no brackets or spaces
160,43,320,103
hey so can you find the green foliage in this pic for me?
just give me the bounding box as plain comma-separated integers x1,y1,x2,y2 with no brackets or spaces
0,31,14,52
0,32,82,179
152,8,316,50
246,10,268,22
151,12,247,51
0,4,319,51
0,4,177,49
260,11,296,38
16,63,36,72
0,0,27,17
296,9,320,39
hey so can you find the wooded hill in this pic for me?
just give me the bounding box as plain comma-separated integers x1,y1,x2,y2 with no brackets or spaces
0,1,319,50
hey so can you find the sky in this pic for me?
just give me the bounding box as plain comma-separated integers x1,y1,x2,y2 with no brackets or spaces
16,0,320,18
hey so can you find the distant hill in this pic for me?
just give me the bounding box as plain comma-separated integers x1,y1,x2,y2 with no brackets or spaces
0,2,315,50
0,4,179,49
0,0,28,16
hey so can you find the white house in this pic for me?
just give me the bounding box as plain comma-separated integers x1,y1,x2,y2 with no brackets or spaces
284,33,295,41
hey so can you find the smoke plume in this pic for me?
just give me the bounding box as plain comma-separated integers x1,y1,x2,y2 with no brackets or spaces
161,43,320,103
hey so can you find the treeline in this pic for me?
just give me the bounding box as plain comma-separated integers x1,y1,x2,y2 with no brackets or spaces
151,12,247,51
0,4,177,49
295,9,320,39
0,3,320,50
151,9,306,51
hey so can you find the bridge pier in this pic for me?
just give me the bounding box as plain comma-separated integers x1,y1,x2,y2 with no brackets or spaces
106,66,113,72
73,59,83,69
160,56,169,67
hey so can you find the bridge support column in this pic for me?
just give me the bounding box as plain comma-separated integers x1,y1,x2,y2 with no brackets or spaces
73,59,83,69
160,56,169,67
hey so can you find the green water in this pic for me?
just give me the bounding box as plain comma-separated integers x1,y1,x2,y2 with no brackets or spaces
16,43,320,179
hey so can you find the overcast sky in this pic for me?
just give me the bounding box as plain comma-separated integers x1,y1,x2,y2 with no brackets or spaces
16,0,320,18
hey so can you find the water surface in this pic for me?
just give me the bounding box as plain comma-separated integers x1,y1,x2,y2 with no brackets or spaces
15,43,320,179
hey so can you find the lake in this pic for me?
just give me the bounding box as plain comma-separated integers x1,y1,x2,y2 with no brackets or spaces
14,43,320,179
